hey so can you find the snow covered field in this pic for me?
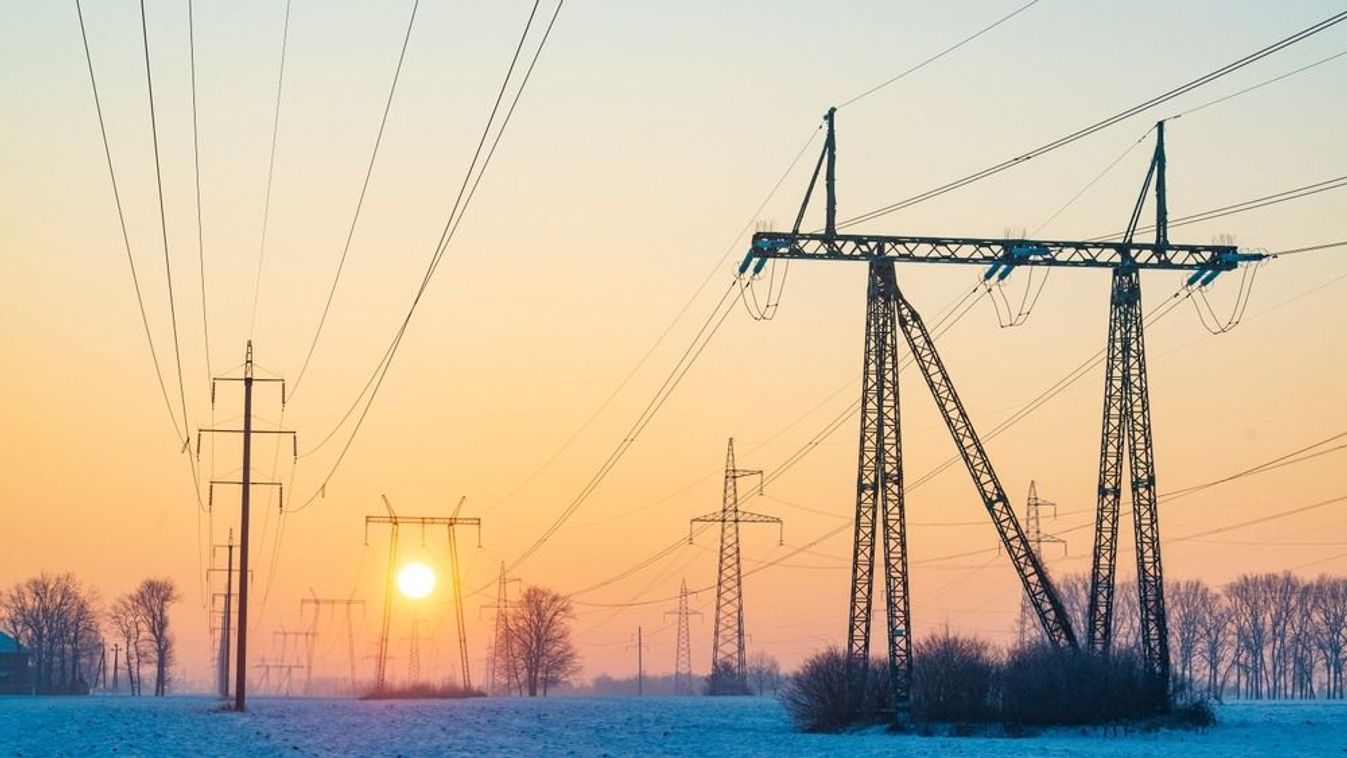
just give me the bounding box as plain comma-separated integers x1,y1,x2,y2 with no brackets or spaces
2,695,1345,756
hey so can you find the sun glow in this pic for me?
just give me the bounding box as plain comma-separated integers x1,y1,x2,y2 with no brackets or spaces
397,562,436,599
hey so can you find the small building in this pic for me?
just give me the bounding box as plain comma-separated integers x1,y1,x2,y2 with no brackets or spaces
0,631,33,695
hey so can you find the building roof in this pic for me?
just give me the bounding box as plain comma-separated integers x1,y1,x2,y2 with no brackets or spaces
0,631,22,654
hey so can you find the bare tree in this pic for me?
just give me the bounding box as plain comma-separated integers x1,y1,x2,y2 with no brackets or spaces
1054,572,1091,640
506,586,580,697
1226,574,1271,698
107,595,144,695
747,651,781,696
131,579,180,697
1192,582,1230,699
1168,579,1209,688
1314,575,1347,699
0,573,101,694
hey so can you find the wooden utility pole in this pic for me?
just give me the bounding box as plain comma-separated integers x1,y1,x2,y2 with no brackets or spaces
199,342,294,711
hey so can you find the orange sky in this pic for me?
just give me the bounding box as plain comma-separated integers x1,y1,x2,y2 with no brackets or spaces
3,1,1346,690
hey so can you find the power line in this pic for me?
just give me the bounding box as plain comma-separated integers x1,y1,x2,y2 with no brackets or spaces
290,0,420,399
1170,493,1347,544
73,0,182,441
188,0,211,383
1169,47,1347,121
490,0,1041,521
1159,431,1347,503
836,10,1347,229
297,0,547,462
499,279,740,578
564,258,1347,615
480,125,822,518
1093,175,1347,241
290,0,563,511
1270,240,1347,258
838,0,1041,109
139,0,192,443
248,0,293,338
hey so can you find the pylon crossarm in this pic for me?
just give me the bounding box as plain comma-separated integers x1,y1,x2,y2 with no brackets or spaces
891,284,1078,650
746,231,1251,274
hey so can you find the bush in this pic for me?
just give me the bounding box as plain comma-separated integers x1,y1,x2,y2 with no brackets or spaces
360,682,486,700
705,659,753,696
780,648,891,733
997,645,1155,726
911,630,997,723
784,638,1199,734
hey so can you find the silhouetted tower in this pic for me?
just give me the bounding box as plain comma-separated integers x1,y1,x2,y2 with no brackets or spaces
364,495,481,692
301,594,366,693
664,579,702,695
1017,482,1065,645
199,342,295,712
486,562,521,696
690,439,782,695
407,617,421,685
207,530,237,698
741,112,1259,713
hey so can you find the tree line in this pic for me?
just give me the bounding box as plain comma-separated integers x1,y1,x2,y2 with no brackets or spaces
0,573,180,696
1049,571,1347,700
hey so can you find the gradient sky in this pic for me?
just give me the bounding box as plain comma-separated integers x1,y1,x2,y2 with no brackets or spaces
3,1,1346,690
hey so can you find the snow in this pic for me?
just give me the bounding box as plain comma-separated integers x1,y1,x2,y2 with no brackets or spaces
1,695,1345,756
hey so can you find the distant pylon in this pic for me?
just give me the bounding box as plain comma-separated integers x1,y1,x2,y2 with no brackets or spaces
664,579,703,695
487,562,521,696
407,617,421,685
1018,481,1066,645
690,438,782,695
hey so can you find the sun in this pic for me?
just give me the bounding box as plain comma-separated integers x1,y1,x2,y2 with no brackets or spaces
397,562,436,599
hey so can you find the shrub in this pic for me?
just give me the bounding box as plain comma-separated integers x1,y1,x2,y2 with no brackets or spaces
360,682,485,700
780,648,892,732
997,645,1155,726
911,630,997,723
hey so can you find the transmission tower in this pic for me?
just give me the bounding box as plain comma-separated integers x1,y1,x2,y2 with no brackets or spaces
406,617,422,685
206,530,237,698
364,495,481,692
741,111,1262,713
198,342,295,712
626,626,649,696
301,594,366,693
1017,482,1066,645
689,439,782,695
484,562,521,696
664,578,702,695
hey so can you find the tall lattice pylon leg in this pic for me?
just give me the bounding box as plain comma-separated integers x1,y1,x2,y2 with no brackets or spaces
1088,268,1129,656
1121,269,1170,702
894,283,1077,649
845,262,911,711
1088,124,1172,708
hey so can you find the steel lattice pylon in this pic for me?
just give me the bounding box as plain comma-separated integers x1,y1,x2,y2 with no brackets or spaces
487,562,520,696
690,439,782,695
1017,482,1065,645
665,579,701,695
845,262,911,707
1087,125,1173,701
740,111,1261,716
